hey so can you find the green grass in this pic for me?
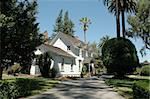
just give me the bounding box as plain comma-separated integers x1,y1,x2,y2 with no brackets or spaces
1,74,59,98
134,80,150,93
128,75,150,80
30,77,59,96
2,74,16,79
105,78,135,99
140,65,150,76
105,77,150,99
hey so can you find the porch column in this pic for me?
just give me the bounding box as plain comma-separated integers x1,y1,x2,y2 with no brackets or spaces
88,63,91,78
30,58,41,75
91,63,95,75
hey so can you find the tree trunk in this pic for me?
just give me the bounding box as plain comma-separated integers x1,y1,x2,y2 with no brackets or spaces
84,30,86,44
0,66,3,80
116,0,120,38
122,10,125,38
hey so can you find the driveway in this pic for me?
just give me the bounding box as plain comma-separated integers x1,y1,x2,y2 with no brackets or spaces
24,78,124,99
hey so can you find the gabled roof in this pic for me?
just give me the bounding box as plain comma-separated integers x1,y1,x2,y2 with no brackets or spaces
36,44,74,58
50,32,86,48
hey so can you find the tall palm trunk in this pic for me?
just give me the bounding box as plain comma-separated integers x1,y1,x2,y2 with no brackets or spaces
116,0,120,37
122,10,125,38
116,12,121,37
84,30,86,44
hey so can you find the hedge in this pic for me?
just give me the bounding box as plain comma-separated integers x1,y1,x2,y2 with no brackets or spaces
102,37,139,76
140,65,150,76
0,78,39,99
133,80,150,99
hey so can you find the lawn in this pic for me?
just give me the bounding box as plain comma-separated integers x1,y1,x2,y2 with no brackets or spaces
104,76,150,99
0,74,59,98
105,78,134,99
128,75,150,80
29,77,59,96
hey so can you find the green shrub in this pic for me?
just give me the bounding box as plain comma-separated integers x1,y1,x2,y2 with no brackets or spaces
50,68,57,78
133,67,141,75
102,37,139,77
38,52,51,77
82,65,88,75
7,64,22,75
140,65,150,76
133,80,150,99
0,78,39,99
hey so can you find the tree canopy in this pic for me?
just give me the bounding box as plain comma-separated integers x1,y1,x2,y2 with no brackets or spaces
98,35,110,56
79,17,91,43
127,0,150,53
103,0,136,37
102,38,139,77
53,9,63,34
0,0,42,79
53,10,75,37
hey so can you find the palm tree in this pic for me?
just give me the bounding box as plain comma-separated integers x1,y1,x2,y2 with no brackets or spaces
103,0,121,37
103,0,136,38
120,0,136,37
80,17,91,44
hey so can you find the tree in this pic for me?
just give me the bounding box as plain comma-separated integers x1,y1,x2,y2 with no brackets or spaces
53,9,63,33
12,0,40,72
89,42,105,74
120,0,136,37
79,17,91,44
102,38,139,77
69,20,75,35
63,11,75,36
0,0,17,80
89,42,99,58
0,0,41,79
98,35,110,56
103,0,136,37
38,52,51,78
127,0,150,53
103,0,120,37
53,10,75,37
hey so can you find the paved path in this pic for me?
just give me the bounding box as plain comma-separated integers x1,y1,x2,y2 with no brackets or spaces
24,78,124,99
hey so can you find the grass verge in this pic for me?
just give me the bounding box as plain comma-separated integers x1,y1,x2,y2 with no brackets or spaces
0,75,59,98
30,77,59,96
105,76,150,99
105,78,134,99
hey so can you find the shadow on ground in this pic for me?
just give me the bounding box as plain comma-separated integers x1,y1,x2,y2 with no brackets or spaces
27,79,124,99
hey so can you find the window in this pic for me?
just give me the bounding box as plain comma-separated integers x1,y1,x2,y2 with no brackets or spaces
67,46,71,50
35,58,38,65
61,58,64,72
71,60,73,72
71,64,73,72
79,60,81,71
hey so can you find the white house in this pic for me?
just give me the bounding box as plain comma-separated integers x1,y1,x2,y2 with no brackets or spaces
30,32,95,77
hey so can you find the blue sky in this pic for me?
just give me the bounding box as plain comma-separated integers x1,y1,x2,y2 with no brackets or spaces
36,0,150,62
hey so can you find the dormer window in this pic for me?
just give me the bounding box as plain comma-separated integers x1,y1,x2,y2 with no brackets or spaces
67,46,71,50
